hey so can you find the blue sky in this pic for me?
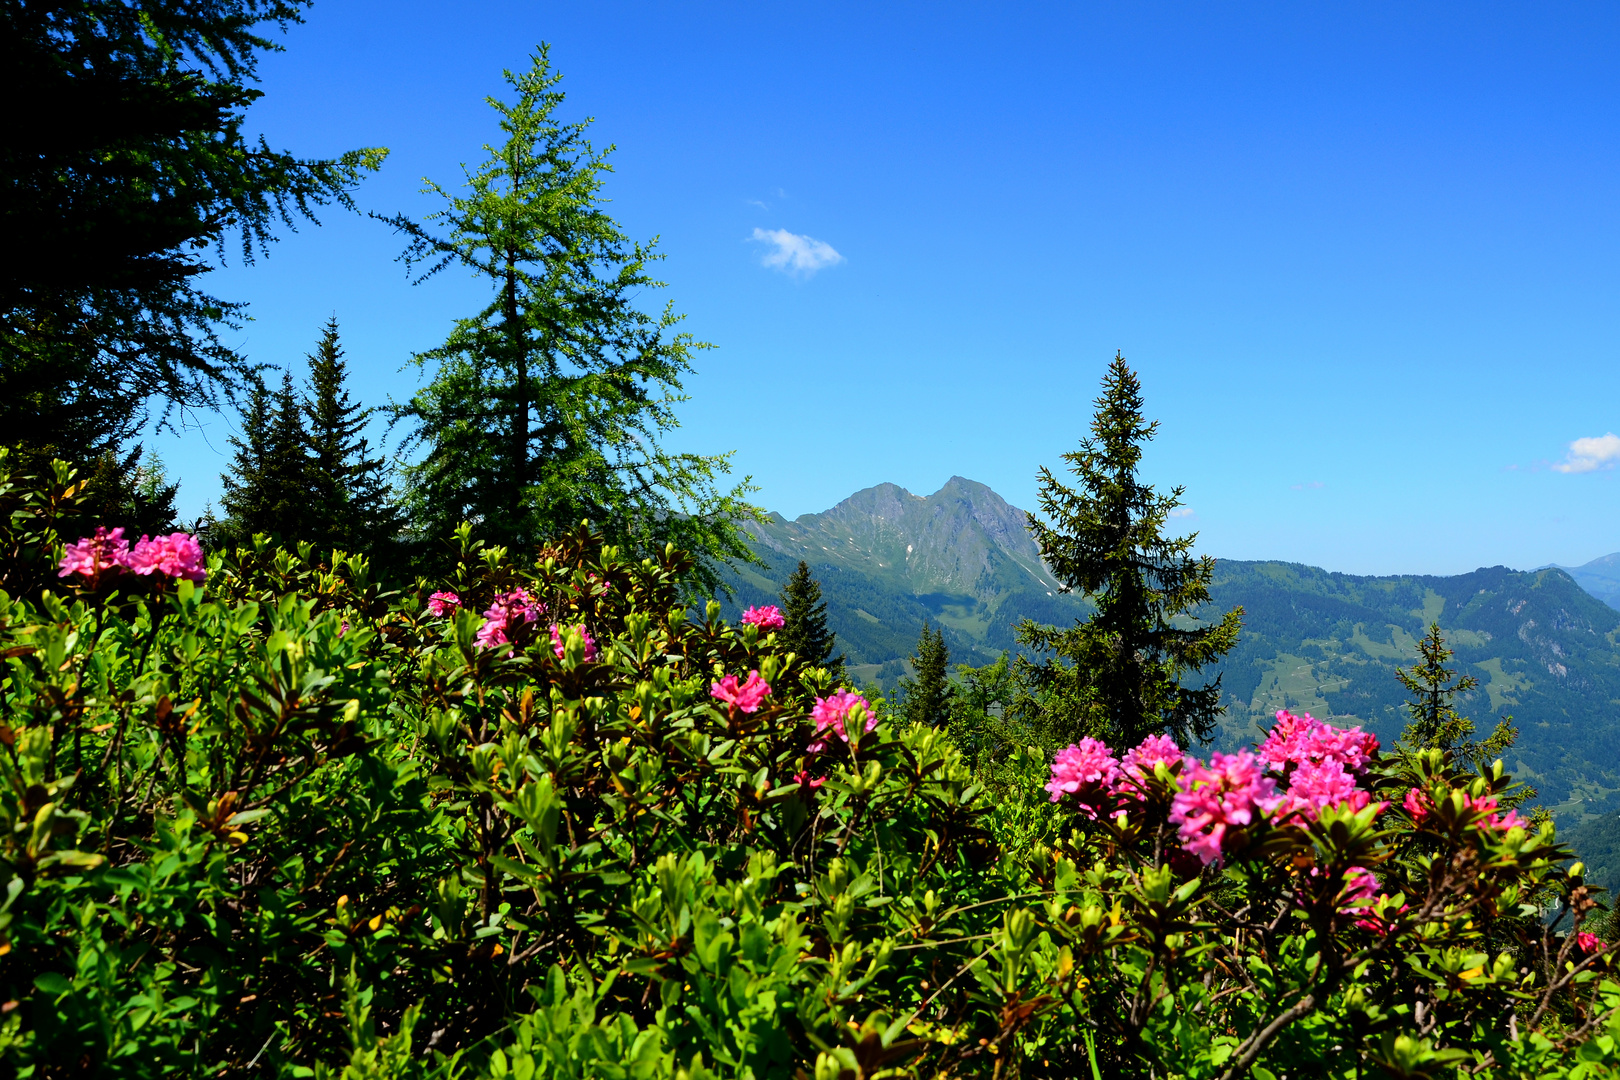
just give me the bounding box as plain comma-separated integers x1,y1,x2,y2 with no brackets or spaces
157,1,1620,576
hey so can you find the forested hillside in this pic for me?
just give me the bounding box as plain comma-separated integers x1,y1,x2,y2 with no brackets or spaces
725,478,1620,822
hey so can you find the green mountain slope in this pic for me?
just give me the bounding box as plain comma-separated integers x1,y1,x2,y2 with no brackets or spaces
722,479,1620,822
1545,552,1620,611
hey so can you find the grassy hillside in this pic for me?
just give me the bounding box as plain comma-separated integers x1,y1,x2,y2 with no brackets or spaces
723,479,1620,823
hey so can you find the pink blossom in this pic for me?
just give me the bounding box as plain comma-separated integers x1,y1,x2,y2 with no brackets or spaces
1403,786,1430,823
1269,759,1374,822
740,605,786,631
807,690,877,754
58,527,131,580
1046,739,1121,818
549,623,597,662
792,769,827,793
1115,734,1185,800
126,533,206,582
1170,750,1278,866
1467,794,1525,832
1258,710,1379,773
1578,932,1604,953
427,591,461,617
711,671,772,713
475,589,542,649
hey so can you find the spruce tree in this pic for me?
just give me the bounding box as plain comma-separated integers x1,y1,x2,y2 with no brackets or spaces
302,318,396,559
1398,622,1525,782
382,47,758,585
219,372,311,543
1016,353,1243,749
899,621,952,728
779,561,844,682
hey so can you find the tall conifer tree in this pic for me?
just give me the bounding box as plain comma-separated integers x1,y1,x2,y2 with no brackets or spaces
780,561,844,682
302,318,396,559
219,372,311,542
1398,622,1525,782
900,621,952,728
382,46,757,585
1016,353,1242,748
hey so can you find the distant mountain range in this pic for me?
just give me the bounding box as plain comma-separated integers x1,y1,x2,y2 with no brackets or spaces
721,478,1620,825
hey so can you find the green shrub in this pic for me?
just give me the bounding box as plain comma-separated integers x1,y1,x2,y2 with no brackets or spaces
2,451,1619,1079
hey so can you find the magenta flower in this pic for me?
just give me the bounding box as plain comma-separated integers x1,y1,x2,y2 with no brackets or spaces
807,690,877,754
58,527,131,580
711,670,771,713
1578,932,1604,953
427,591,461,617
126,533,206,582
1403,786,1430,823
1170,750,1278,866
1269,758,1373,822
549,623,598,662
740,605,786,631
475,589,542,649
791,768,827,793
1045,739,1121,818
1115,734,1185,800
1258,710,1379,773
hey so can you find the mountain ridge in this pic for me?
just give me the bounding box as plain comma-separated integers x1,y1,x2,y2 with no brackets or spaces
720,477,1620,823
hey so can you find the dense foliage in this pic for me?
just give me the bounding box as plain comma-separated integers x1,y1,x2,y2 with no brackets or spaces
0,0,385,463
2,453,1618,1079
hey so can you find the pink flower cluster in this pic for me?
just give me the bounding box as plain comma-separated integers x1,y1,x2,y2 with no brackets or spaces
1171,751,1279,865
427,591,461,617
59,528,206,584
1046,734,1186,817
1578,932,1604,953
1259,710,1379,772
474,589,542,649
1403,786,1525,832
1045,739,1121,816
807,690,877,754
740,605,786,631
549,623,598,662
711,671,771,713
1258,711,1381,825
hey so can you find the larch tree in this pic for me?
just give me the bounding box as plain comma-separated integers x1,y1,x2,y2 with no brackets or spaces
1016,353,1243,749
381,46,757,586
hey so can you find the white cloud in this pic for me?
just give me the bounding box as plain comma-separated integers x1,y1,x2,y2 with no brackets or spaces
1553,433,1620,474
749,228,844,276
1168,507,1195,518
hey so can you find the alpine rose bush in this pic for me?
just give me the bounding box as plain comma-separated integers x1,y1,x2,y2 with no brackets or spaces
1170,750,1280,865
58,527,206,584
475,588,541,648
807,689,876,753
711,670,771,713
740,604,785,630
1044,738,1121,817
549,622,596,662
427,590,461,616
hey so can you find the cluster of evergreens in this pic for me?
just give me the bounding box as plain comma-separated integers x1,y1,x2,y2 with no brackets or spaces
4,2,1619,1075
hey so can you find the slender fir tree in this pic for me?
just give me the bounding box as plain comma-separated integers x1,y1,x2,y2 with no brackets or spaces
1398,622,1526,783
302,318,397,559
899,621,952,728
779,561,844,682
381,46,758,585
218,372,312,543
1016,353,1243,749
